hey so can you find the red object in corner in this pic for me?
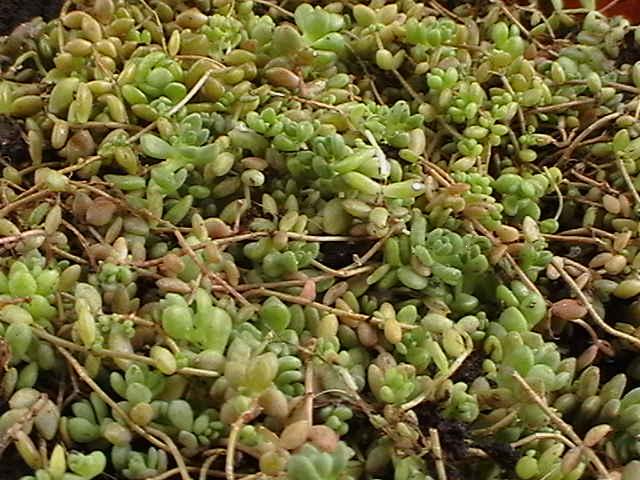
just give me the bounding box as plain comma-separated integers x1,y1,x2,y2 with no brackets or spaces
563,0,640,24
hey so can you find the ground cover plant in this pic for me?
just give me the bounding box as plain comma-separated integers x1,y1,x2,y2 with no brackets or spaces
1,0,640,479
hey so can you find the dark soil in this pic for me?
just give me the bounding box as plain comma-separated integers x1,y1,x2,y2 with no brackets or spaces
413,402,472,479
414,402,521,479
0,115,29,165
0,449,36,479
321,241,374,269
451,350,485,385
473,440,522,472
0,0,63,36
616,30,640,67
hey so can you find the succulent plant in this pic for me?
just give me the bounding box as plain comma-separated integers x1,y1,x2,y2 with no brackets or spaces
2,0,640,479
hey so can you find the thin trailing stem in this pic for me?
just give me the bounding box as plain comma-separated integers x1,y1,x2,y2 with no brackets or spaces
616,155,640,207
429,428,447,480
496,1,558,58
512,371,581,443
244,287,391,327
0,229,45,246
253,0,294,17
22,324,218,377
561,112,622,163
530,99,595,114
174,229,249,306
226,403,262,480
511,432,576,449
57,347,172,452
512,372,611,479
138,0,167,52
401,331,473,411
127,68,219,144
303,343,316,427
146,426,191,480
0,190,50,217
551,257,640,350
472,411,518,436
0,395,48,459
200,450,226,480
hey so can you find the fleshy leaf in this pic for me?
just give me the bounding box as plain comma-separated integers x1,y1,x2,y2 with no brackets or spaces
294,4,345,42
68,451,106,479
140,134,174,159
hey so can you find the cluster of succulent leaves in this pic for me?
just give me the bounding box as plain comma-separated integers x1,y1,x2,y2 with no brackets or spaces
2,0,640,479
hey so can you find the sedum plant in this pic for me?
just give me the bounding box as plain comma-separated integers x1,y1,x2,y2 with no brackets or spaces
1,0,640,479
